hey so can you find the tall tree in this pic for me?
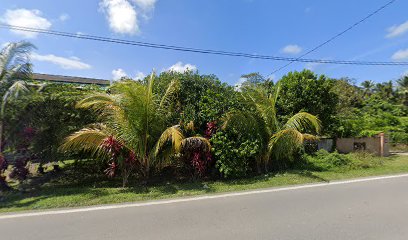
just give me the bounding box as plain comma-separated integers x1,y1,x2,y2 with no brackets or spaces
0,42,35,152
397,75,408,106
361,80,374,96
275,70,337,135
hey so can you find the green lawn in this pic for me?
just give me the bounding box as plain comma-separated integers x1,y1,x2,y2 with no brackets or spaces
1,154,408,213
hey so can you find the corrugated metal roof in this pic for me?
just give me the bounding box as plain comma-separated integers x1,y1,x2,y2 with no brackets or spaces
32,73,110,86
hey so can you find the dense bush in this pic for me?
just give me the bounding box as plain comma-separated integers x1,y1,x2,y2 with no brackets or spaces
276,70,338,135
304,149,352,171
304,149,383,171
152,71,242,131
211,131,260,178
348,152,383,169
6,83,101,164
390,132,408,145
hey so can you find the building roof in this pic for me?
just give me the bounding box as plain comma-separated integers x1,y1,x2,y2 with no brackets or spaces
32,73,110,86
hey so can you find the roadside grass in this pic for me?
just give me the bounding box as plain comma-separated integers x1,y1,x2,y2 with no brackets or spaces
1,154,408,213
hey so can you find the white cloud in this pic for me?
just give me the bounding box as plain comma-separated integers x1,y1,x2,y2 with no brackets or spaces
386,20,408,38
59,13,69,22
1,9,52,38
32,53,91,70
391,49,408,60
112,68,128,80
100,0,139,35
100,0,157,35
281,44,302,54
166,62,197,73
134,71,146,80
305,62,322,70
234,77,247,91
131,0,157,11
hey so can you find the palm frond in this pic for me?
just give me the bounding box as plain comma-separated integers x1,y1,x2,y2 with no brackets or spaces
222,110,263,133
242,86,280,134
302,133,320,141
1,81,30,116
0,42,35,83
76,93,116,110
268,128,304,165
154,125,184,156
181,136,211,153
284,112,321,134
3,80,29,100
59,124,110,156
160,79,180,108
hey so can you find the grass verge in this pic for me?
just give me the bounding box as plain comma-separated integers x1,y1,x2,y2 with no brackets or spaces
1,154,408,213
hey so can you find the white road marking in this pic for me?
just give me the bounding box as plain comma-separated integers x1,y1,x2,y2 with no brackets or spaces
1,173,408,220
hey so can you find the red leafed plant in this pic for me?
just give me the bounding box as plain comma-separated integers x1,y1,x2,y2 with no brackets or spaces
104,161,117,178
204,121,217,139
101,136,123,178
101,136,137,187
190,150,213,178
101,136,123,159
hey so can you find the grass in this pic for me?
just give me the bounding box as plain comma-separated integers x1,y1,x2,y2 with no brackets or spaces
1,154,408,213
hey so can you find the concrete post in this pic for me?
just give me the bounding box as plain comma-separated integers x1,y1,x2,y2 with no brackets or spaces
379,133,385,157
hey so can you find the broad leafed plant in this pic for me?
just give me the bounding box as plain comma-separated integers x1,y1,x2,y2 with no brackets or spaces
222,84,321,171
61,74,210,187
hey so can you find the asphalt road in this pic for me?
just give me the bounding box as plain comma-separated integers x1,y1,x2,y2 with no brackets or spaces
1,175,408,240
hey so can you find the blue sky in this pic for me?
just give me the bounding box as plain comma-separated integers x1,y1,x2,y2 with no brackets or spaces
1,0,408,85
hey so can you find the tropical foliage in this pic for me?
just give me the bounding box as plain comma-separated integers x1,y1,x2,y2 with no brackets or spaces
222,84,321,173
1,41,407,190
60,75,210,186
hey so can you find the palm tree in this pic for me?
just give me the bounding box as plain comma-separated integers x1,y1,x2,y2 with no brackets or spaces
361,80,374,96
0,42,35,152
60,74,210,187
223,85,321,171
397,75,408,105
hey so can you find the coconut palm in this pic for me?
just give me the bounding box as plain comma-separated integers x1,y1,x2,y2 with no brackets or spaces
61,74,210,187
0,42,35,152
361,80,374,96
397,75,408,105
223,84,321,171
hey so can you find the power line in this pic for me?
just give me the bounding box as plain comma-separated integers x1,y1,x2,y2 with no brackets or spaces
1,23,407,66
268,0,397,76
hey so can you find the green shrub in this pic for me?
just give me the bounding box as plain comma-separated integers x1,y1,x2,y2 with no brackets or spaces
305,149,352,171
304,149,384,171
348,152,383,169
390,131,408,144
211,131,260,178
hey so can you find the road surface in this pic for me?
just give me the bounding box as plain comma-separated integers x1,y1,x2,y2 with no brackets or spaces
1,174,408,240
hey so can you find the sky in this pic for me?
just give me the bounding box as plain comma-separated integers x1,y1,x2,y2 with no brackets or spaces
1,0,408,85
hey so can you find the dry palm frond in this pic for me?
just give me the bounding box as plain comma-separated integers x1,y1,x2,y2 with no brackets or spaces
181,136,211,153
185,121,195,132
